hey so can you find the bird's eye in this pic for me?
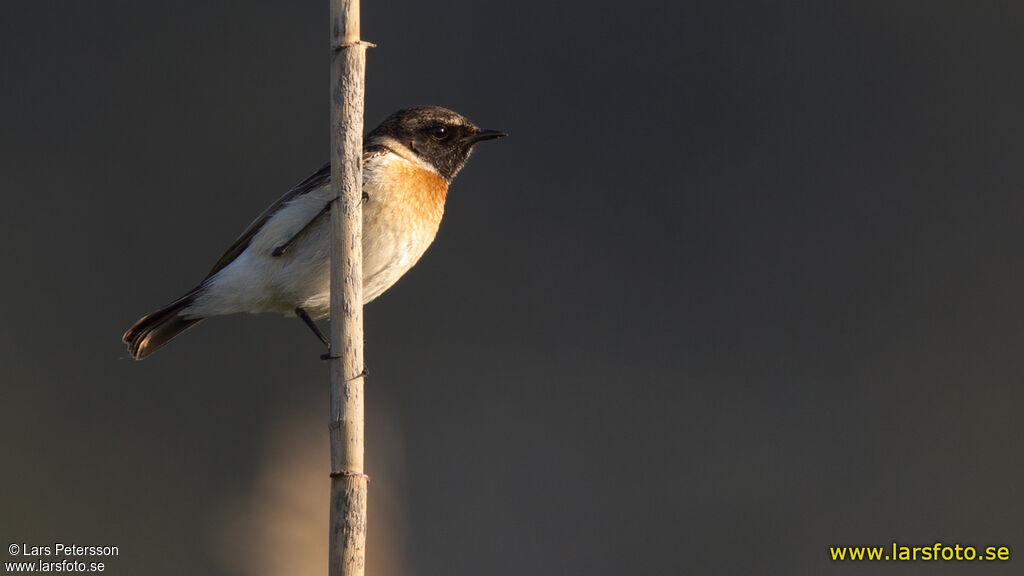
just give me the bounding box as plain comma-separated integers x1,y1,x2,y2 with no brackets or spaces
430,126,449,140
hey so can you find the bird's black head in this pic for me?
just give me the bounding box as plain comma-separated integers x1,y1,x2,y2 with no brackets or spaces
367,106,506,181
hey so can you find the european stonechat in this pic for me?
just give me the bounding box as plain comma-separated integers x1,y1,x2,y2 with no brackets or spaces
123,106,505,359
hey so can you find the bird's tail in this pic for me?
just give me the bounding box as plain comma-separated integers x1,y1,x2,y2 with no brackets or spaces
123,289,204,360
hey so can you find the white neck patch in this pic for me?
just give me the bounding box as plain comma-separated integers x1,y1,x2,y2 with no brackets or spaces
370,135,442,177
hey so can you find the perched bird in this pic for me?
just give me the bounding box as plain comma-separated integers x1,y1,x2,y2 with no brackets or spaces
123,106,505,359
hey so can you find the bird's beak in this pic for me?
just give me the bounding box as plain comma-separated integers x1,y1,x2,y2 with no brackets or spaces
463,129,507,144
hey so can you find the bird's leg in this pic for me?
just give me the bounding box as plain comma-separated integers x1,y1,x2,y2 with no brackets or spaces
295,307,330,349
272,204,331,257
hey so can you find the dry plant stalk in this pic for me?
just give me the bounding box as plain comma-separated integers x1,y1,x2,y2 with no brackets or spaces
327,0,370,575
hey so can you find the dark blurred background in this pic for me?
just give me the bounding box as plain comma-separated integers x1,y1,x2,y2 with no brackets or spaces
2,1,1023,574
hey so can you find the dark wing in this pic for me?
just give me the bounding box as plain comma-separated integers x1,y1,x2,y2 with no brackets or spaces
203,146,393,280
205,163,331,278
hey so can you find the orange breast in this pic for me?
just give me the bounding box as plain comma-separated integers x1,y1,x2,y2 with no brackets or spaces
390,161,448,224
360,154,451,302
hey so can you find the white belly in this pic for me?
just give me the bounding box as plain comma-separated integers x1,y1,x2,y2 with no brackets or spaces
187,154,445,319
